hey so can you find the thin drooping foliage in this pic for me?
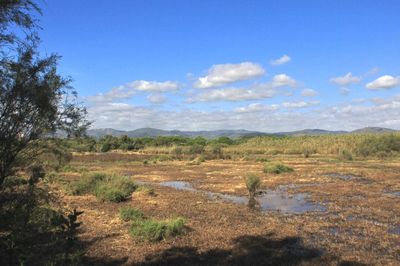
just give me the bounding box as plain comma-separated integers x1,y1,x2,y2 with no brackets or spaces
0,1,89,264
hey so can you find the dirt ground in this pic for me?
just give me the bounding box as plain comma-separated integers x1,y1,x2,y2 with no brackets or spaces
59,153,400,265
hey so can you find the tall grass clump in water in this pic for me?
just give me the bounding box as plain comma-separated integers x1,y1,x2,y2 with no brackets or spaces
129,217,186,242
67,172,136,202
245,173,261,198
263,162,294,174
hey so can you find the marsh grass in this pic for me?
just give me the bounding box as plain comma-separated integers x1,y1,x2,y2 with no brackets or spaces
119,206,145,221
245,173,261,198
263,162,294,174
129,217,186,242
66,172,136,202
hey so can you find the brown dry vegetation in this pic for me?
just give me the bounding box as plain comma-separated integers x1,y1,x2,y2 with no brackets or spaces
52,151,400,265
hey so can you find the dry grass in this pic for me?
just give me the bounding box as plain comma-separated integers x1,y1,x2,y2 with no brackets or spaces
55,151,400,265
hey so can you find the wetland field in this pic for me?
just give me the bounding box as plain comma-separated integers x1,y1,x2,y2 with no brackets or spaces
50,135,400,265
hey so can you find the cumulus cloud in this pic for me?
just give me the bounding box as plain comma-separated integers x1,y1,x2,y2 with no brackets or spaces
234,103,279,113
87,87,135,103
270,55,291,66
86,80,179,104
193,62,265,89
271,74,297,87
330,72,361,86
366,75,400,90
130,80,180,92
301,88,318,97
188,74,297,102
147,94,167,104
187,87,276,102
281,101,320,109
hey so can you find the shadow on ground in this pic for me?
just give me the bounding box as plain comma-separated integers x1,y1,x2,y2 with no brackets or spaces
134,233,366,266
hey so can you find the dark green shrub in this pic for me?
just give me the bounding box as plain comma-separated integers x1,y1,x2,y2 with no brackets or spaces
100,143,111,152
129,217,186,242
215,136,234,145
263,162,294,174
119,207,144,221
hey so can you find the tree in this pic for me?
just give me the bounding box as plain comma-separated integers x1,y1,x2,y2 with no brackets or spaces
0,1,88,264
0,1,90,187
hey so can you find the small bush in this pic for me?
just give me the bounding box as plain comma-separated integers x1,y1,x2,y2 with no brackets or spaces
67,172,136,202
100,143,111,152
338,149,353,161
129,217,186,242
245,173,261,198
119,207,144,221
263,162,294,174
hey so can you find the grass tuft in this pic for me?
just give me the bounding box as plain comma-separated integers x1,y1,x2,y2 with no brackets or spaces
263,162,294,174
245,173,261,197
129,217,186,242
66,172,136,202
119,206,145,221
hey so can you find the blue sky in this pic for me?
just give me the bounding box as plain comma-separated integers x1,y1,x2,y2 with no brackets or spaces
37,0,400,131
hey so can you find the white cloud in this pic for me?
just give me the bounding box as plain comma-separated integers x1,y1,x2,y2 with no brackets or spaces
130,80,180,92
147,94,167,104
188,74,297,102
235,103,279,113
270,55,291,66
271,74,297,87
187,87,276,102
87,87,135,103
366,75,400,90
87,94,400,132
193,62,265,89
301,88,318,97
330,72,361,86
281,101,320,109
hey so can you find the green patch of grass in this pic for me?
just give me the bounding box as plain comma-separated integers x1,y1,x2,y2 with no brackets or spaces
119,206,145,221
129,217,186,242
66,172,136,202
263,162,294,174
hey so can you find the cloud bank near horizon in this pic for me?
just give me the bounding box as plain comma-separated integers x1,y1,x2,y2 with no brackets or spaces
85,58,400,131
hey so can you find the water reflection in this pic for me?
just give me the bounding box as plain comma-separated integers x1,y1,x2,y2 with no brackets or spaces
157,181,326,214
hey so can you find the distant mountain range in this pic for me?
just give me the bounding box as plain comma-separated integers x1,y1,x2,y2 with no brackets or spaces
86,127,398,139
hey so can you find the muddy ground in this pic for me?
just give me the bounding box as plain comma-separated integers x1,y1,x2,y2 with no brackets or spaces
58,153,399,265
